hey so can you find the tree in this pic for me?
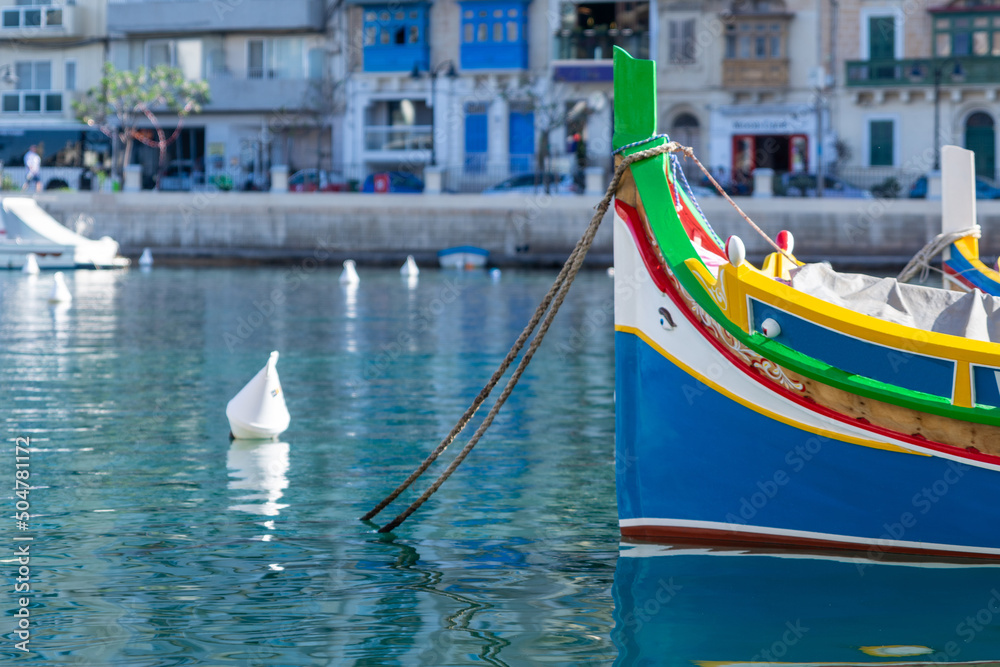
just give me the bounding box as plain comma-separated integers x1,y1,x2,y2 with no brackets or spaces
74,63,210,187
502,74,595,193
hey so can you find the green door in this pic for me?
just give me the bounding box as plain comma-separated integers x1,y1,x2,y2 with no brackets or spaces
869,16,896,81
966,112,996,180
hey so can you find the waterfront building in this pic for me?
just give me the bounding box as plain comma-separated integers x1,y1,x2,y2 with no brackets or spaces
340,0,620,191
0,0,111,189
106,0,333,189
656,0,832,191
841,0,1000,193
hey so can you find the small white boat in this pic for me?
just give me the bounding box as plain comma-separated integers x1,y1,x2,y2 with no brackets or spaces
138,248,153,267
226,351,291,440
0,197,128,270
437,246,489,269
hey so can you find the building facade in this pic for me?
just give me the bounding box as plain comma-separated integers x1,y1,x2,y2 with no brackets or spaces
841,0,1000,191
0,0,111,188
106,0,331,189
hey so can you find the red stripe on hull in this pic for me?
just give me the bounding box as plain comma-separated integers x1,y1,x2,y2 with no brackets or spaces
943,262,979,291
613,197,1000,468
621,524,1000,561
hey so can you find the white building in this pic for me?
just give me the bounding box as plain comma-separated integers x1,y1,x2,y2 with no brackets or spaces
106,0,331,189
0,0,110,189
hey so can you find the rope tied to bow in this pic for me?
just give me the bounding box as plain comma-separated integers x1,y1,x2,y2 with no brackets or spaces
362,138,784,533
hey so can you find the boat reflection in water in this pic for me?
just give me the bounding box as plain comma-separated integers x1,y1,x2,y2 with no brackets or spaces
613,543,1000,666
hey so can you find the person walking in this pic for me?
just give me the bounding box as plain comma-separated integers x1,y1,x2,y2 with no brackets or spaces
22,145,40,192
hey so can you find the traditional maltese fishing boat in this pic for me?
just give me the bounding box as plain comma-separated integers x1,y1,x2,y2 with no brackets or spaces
612,46,1000,559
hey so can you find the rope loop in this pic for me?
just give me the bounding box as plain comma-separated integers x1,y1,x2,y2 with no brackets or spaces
897,225,981,284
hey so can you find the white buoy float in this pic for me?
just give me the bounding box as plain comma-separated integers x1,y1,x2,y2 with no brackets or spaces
48,272,71,304
340,259,360,285
22,253,39,274
226,351,290,440
400,255,419,277
490,268,502,282
139,248,154,268
607,267,615,278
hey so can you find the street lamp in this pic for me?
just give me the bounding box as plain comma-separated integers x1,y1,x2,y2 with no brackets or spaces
913,58,965,170
410,60,458,166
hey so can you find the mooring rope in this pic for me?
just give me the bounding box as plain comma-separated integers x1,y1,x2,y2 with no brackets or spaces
365,140,687,532
365,137,793,532
897,225,981,284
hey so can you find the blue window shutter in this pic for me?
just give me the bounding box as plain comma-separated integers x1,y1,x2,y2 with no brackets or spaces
509,110,534,172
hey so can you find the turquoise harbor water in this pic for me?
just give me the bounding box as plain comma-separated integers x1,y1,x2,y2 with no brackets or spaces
4,265,1000,665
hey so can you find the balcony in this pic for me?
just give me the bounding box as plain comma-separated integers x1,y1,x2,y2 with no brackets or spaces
204,76,311,112
364,125,432,152
108,0,323,34
846,56,1000,87
554,29,649,61
0,90,63,114
0,3,79,39
552,29,647,82
723,58,789,88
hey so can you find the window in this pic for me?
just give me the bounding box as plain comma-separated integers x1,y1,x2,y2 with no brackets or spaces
2,60,59,113
556,1,650,60
668,19,695,64
869,119,894,166
247,38,305,79
362,3,429,72
1,0,61,30
15,61,50,90
146,41,174,68
933,12,1000,57
64,60,75,92
725,19,785,59
459,1,528,69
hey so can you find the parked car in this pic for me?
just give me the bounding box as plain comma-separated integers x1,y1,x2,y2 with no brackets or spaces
483,172,583,195
361,171,425,193
908,174,1000,199
777,172,873,199
159,160,204,191
289,168,349,192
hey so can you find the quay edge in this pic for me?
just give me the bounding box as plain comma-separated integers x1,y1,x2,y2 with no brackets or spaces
26,191,992,270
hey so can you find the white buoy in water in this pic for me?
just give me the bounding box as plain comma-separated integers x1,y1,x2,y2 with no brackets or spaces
490,268,502,282
607,267,615,278
226,351,290,440
139,248,154,267
340,259,360,285
22,253,39,274
48,272,71,304
400,255,419,277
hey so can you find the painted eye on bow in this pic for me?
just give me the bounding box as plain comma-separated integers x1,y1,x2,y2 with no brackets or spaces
658,307,676,331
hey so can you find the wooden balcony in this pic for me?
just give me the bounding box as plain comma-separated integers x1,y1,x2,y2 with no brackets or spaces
723,58,789,88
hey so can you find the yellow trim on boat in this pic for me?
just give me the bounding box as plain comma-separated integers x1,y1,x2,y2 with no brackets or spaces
955,236,1000,283
955,360,973,408
955,234,981,266
616,325,923,457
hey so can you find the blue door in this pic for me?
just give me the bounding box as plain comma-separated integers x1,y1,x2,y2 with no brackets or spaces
509,111,534,173
464,111,488,173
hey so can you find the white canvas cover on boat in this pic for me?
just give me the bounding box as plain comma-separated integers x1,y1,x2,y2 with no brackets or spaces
789,262,1000,343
